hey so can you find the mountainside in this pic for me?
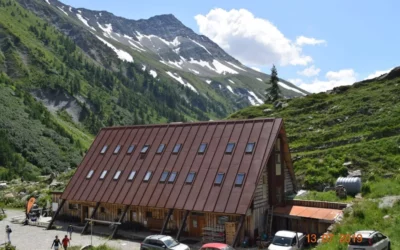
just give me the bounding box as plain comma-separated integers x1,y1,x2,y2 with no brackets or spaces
17,0,308,106
0,0,308,179
230,68,400,190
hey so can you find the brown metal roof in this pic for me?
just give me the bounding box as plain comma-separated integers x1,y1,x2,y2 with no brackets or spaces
274,205,343,222
61,118,293,215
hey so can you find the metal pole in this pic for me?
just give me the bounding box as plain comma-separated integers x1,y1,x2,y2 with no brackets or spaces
91,221,93,246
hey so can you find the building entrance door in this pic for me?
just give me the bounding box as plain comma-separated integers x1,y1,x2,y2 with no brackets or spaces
189,214,205,237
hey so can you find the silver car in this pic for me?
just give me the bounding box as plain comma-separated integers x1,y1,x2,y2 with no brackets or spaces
348,231,390,250
141,235,190,250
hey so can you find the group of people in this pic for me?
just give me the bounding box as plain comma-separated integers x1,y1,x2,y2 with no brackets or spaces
51,225,74,250
5,224,74,249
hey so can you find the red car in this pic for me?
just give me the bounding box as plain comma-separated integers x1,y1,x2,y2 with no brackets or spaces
199,243,235,250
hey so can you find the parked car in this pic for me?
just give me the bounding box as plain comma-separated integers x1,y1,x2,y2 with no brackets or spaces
348,231,390,250
140,235,190,250
199,243,235,250
268,230,305,250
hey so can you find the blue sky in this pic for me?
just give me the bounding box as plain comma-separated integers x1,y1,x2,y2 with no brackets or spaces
61,0,400,93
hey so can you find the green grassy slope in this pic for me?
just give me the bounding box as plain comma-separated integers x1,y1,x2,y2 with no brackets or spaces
229,77,400,190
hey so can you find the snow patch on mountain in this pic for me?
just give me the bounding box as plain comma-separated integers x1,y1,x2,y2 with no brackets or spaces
256,78,263,82
166,71,197,93
69,7,72,12
168,60,183,69
206,80,212,84
95,35,134,62
190,39,212,55
149,70,157,78
45,0,50,5
142,65,146,71
227,85,235,94
212,60,238,75
57,6,68,16
129,40,146,52
98,23,113,35
278,81,307,96
225,61,246,72
77,14,96,31
247,91,264,105
189,58,215,72
228,79,235,84
189,68,200,75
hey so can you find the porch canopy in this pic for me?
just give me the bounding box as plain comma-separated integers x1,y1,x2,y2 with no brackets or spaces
273,205,342,223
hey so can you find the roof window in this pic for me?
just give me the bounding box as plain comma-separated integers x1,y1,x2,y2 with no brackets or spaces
173,144,182,154
157,144,166,154
215,173,225,185
127,145,135,154
114,170,122,180
186,172,196,184
100,145,108,154
86,170,94,179
245,143,256,153
100,170,108,180
160,171,169,183
141,145,150,154
128,171,136,181
114,145,121,154
235,173,245,186
225,143,235,154
198,143,207,154
144,171,152,182
168,172,178,183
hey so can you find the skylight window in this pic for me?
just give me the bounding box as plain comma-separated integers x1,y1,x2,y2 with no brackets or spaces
235,173,245,186
141,145,150,154
100,145,108,154
186,172,196,184
173,144,182,154
198,143,207,154
225,143,235,154
215,173,225,185
157,144,166,154
128,171,136,181
114,145,121,154
114,170,122,180
144,171,152,182
127,145,135,154
245,143,256,153
160,171,169,183
168,172,178,183
100,170,108,180
86,170,94,179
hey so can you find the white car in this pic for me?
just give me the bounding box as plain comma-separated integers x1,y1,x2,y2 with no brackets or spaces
348,231,390,250
141,235,190,250
268,230,305,250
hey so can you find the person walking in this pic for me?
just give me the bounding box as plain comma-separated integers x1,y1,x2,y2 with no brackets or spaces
51,235,61,250
62,235,70,250
67,224,74,240
5,225,12,244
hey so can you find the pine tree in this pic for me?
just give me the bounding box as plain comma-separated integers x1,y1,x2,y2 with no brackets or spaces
265,65,281,102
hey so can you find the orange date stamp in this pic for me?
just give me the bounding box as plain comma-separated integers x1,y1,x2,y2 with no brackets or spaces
306,233,363,244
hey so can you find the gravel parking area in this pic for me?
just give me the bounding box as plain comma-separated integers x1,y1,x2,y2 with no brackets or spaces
0,209,141,249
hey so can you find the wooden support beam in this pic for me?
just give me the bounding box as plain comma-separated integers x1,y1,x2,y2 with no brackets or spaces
232,215,245,247
110,205,130,239
47,199,66,230
161,209,174,234
176,210,189,241
81,202,101,235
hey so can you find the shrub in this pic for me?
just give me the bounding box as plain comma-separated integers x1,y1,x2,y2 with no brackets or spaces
362,182,371,195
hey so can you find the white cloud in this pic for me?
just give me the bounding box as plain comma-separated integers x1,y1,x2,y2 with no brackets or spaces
364,68,393,80
297,65,321,77
295,36,326,46
290,69,357,93
195,8,319,67
251,66,261,72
